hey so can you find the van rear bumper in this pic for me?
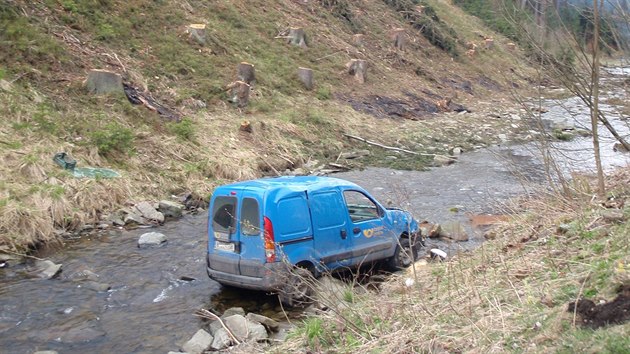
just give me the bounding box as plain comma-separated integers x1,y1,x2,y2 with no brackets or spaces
206,254,288,291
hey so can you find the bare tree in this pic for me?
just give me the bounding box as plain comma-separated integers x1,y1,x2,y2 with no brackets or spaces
591,0,605,195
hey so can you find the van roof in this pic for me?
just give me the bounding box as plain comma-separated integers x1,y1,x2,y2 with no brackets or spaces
214,176,360,193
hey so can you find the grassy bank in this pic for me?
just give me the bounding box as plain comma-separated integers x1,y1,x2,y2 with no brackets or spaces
277,168,630,353
0,0,537,252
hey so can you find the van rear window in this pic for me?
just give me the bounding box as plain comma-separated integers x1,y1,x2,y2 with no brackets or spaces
212,196,236,232
241,198,260,235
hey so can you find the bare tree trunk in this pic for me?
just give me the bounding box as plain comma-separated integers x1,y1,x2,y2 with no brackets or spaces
591,0,605,196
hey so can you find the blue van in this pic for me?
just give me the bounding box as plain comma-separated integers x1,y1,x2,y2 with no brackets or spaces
206,176,421,305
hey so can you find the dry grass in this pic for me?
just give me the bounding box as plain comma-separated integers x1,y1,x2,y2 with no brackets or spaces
0,0,538,252
277,167,630,353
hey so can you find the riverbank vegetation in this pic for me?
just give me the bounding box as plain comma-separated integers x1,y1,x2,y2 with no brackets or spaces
1,0,538,251
277,167,630,353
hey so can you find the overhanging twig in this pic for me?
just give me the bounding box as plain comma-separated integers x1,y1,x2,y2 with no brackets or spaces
194,309,241,345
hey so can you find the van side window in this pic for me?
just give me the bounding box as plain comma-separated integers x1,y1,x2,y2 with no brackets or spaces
343,191,381,222
241,198,260,236
212,196,236,232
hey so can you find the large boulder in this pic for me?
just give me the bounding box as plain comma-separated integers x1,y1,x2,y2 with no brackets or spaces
224,314,268,342
182,329,213,354
158,200,184,218
135,201,165,223
138,232,167,247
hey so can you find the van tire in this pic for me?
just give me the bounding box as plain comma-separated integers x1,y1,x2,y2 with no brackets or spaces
278,267,314,307
387,237,417,270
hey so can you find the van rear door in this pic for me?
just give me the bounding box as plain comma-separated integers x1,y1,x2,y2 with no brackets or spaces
209,194,240,274
237,191,265,277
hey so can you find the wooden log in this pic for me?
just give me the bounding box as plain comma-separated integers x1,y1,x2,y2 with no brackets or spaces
506,42,516,51
85,69,123,95
484,38,494,49
390,28,406,50
346,59,367,84
237,62,255,84
352,33,364,47
297,67,314,90
226,81,250,107
187,24,206,45
287,27,307,48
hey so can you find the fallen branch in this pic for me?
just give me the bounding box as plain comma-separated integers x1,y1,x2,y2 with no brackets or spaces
343,133,418,155
194,309,241,345
343,133,457,161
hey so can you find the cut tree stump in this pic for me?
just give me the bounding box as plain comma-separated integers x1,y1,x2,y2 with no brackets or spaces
240,120,253,133
297,67,314,90
352,33,364,47
415,5,426,14
506,42,516,51
346,59,367,84
187,24,206,45
485,38,494,49
237,62,255,84
390,28,406,50
287,27,307,48
86,69,123,95
226,81,250,108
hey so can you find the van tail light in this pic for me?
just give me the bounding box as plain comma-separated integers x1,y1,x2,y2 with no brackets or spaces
263,216,276,262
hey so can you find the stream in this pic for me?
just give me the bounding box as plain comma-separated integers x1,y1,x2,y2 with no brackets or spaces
1,67,629,354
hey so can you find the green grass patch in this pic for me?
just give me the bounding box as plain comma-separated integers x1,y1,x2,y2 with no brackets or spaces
90,122,135,157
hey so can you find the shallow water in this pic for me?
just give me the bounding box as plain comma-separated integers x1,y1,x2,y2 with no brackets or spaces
1,69,629,354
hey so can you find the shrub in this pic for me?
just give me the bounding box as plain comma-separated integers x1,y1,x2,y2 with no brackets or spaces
316,86,332,100
90,123,134,156
168,117,196,141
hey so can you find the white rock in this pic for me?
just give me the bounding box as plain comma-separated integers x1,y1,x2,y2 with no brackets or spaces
211,328,232,350
138,232,167,247
135,201,165,223
182,329,213,354
158,200,184,218
430,249,447,260
34,260,62,279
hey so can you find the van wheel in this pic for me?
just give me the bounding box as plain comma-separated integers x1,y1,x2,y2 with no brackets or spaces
387,238,417,270
278,267,314,307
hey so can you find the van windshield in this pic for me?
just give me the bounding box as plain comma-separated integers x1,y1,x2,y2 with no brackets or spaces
212,196,236,233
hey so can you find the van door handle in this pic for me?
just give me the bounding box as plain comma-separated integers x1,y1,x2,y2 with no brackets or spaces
340,229,347,239
353,227,361,234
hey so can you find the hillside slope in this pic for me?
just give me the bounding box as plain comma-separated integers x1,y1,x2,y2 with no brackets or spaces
0,0,536,250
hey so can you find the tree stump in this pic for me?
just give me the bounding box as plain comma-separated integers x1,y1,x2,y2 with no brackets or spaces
237,62,255,84
484,38,494,49
297,67,314,90
390,28,406,50
240,120,253,133
187,24,207,45
352,33,364,47
346,59,367,84
226,81,250,107
287,27,307,48
415,5,426,14
85,69,123,95
506,42,516,51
